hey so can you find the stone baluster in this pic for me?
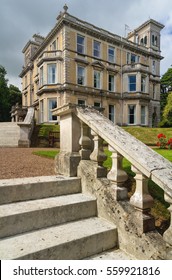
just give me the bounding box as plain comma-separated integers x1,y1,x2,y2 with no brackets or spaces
163,193,172,259
90,130,107,177
79,121,92,160
107,146,128,200
130,165,155,233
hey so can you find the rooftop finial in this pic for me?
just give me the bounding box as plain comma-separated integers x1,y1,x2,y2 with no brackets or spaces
63,4,68,13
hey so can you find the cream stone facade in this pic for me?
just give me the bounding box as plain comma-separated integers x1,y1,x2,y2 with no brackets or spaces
19,5,164,127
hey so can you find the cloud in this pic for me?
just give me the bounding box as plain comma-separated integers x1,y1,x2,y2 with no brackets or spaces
0,0,172,88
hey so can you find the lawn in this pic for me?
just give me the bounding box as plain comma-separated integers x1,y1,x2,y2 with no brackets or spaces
33,150,59,159
123,126,172,146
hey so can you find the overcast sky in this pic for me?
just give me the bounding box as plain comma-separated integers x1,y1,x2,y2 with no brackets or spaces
1,0,172,89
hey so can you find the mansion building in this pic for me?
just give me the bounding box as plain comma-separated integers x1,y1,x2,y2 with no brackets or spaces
19,5,164,126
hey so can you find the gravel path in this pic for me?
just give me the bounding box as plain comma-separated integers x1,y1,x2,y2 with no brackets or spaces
0,148,56,179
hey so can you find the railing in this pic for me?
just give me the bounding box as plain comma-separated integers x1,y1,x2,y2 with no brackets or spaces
37,50,63,66
54,104,172,259
123,63,149,73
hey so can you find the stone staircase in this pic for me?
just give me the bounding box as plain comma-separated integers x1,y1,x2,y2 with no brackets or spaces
0,122,20,147
0,176,133,260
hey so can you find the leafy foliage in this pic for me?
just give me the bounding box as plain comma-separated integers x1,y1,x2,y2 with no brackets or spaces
160,68,172,126
0,65,22,121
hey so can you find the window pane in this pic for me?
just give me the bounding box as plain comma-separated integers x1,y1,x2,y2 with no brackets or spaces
141,76,146,92
48,99,57,121
77,35,85,54
40,66,43,86
108,47,115,62
78,99,85,106
48,64,56,84
94,71,101,88
94,41,100,57
128,75,136,91
109,75,114,91
77,66,85,85
109,105,115,122
141,106,146,124
128,105,136,124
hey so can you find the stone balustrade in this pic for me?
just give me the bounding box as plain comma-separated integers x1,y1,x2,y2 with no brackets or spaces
53,103,172,259
18,107,35,147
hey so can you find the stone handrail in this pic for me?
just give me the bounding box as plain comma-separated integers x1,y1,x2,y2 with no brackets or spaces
17,107,35,147
54,103,172,259
76,106,172,197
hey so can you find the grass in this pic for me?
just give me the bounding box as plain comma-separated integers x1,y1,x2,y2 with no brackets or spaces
33,150,59,159
123,126,172,146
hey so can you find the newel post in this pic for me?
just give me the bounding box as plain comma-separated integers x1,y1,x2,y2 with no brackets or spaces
54,104,81,177
163,193,172,259
107,146,128,200
130,166,155,233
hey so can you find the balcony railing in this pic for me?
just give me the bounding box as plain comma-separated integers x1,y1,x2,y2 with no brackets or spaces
37,50,63,66
123,63,149,73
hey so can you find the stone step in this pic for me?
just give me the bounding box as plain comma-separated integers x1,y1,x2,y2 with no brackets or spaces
85,248,135,260
0,176,81,205
0,123,20,147
0,193,97,238
0,217,117,260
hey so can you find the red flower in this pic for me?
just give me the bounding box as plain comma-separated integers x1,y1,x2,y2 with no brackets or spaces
157,133,166,139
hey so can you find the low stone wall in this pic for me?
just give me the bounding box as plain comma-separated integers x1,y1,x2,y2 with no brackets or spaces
78,160,166,260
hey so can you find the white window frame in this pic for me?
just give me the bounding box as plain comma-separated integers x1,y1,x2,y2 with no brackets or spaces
128,75,136,92
108,46,115,63
109,105,115,123
141,105,147,125
94,70,101,89
77,65,85,85
48,98,57,121
93,40,101,58
108,74,115,92
40,100,44,123
77,34,85,54
141,75,146,93
40,66,43,86
128,105,136,125
47,63,56,84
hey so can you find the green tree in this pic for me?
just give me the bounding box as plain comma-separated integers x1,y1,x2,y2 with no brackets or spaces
0,65,22,122
162,92,172,127
160,68,172,126
8,84,22,107
0,65,9,121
